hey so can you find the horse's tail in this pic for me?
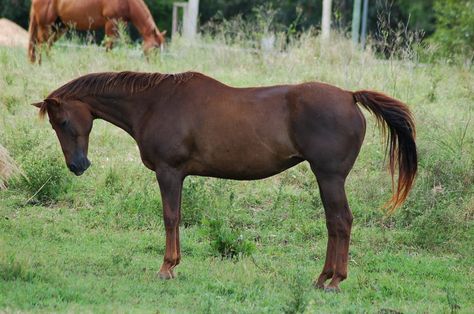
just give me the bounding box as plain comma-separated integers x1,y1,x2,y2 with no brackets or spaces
353,90,417,212
28,4,38,63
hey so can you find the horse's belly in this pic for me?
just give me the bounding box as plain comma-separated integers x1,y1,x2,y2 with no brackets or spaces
190,155,303,180
188,141,304,180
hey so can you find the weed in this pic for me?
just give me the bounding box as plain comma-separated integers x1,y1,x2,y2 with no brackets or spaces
203,215,255,259
181,177,212,227
0,253,35,282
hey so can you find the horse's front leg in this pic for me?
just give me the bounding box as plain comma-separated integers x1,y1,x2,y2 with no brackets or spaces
156,168,183,279
47,24,66,52
33,25,53,65
104,20,118,51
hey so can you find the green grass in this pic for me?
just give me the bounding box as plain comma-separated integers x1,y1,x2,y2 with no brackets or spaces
0,31,473,313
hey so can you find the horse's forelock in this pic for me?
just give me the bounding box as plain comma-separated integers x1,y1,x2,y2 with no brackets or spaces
38,102,48,119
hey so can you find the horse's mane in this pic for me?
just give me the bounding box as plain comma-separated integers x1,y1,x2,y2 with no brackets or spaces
38,71,194,118
49,71,194,100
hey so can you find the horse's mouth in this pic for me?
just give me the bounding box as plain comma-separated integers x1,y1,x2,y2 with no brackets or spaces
73,169,85,176
68,159,91,176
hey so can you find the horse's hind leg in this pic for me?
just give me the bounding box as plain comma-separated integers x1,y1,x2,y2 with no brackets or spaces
311,170,353,292
47,21,66,52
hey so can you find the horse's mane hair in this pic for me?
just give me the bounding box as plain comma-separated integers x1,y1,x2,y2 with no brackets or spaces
38,71,194,118
51,71,194,99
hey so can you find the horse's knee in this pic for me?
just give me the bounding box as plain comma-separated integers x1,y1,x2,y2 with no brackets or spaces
163,216,179,229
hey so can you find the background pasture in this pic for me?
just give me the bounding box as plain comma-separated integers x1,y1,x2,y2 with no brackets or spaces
0,26,473,313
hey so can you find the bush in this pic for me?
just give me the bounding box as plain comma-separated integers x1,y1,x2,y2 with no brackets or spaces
431,0,474,63
203,216,255,259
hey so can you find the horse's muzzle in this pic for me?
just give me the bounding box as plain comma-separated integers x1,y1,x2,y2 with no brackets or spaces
68,158,91,176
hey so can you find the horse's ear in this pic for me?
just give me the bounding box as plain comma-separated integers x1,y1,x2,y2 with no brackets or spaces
31,101,43,108
44,98,60,107
161,30,167,36
42,98,62,116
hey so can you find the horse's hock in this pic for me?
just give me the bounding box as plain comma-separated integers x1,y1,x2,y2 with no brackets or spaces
0,19,28,48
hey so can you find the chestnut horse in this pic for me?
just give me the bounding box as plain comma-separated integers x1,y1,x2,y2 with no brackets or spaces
32,71,417,291
28,0,166,63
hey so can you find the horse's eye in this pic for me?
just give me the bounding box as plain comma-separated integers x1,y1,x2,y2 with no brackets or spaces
60,121,68,128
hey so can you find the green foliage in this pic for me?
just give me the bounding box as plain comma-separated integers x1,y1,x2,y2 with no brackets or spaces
396,0,436,34
0,251,35,282
181,177,212,227
13,151,72,203
203,216,255,259
137,0,174,36
5,126,73,203
431,0,474,62
0,0,31,29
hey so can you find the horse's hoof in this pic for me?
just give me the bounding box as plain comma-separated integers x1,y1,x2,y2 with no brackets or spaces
158,270,175,280
324,286,341,293
313,281,325,290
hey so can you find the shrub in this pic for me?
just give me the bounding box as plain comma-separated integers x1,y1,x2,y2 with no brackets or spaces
431,0,474,63
203,216,255,259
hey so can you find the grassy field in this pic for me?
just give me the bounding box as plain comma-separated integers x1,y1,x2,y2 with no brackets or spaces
0,32,473,313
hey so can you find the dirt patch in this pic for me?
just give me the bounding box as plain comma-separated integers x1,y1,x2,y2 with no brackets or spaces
0,18,29,48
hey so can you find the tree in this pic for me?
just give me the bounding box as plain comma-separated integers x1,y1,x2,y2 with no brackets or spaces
431,0,474,61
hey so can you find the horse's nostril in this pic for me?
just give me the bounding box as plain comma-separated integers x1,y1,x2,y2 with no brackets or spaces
68,163,78,173
83,159,91,170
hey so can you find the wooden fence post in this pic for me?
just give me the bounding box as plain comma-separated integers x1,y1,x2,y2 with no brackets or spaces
352,0,362,46
321,0,332,40
183,0,199,40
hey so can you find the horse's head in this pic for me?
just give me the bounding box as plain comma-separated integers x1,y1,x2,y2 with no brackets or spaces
144,29,167,54
32,98,92,176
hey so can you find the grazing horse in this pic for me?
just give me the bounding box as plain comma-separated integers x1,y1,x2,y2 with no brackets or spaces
32,71,417,291
28,0,166,63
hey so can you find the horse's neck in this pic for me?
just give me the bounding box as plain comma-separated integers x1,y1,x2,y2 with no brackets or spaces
129,0,157,38
88,97,139,136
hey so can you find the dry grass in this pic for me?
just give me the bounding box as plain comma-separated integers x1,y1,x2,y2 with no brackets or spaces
0,19,28,48
0,144,21,189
